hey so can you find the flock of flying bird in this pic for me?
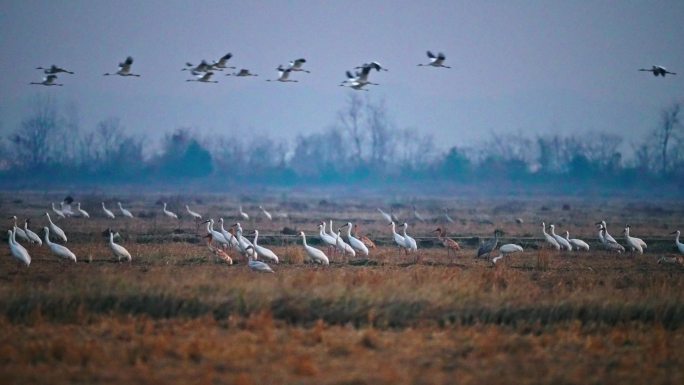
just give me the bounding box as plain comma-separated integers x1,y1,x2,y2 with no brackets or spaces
30,53,676,89
5,198,684,273
28,52,438,89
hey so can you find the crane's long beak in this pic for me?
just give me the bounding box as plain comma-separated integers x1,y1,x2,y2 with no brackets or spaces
670,231,678,235
201,219,210,224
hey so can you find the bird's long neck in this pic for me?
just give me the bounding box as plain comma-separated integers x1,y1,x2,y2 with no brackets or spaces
253,231,259,245
402,226,408,236
109,232,114,244
346,225,352,238
301,233,307,246
542,224,547,235
676,232,681,243
8,231,13,245
44,228,51,245
46,214,53,224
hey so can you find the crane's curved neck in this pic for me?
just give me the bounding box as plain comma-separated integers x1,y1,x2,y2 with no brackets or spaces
8,231,13,245
402,226,408,236
346,225,352,238
391,223,397,234
253,231,259,245
46,213,53,224
44,228,51,245
541,224,547,235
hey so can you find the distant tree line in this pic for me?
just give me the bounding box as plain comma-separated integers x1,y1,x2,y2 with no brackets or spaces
0,94,682,194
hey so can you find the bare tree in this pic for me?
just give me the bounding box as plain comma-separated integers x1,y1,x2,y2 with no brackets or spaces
10,95,62,170
365,99,394,168
337,94,365,161
657,103,680,174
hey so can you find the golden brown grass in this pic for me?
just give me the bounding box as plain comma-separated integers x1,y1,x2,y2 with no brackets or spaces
2,193,684,384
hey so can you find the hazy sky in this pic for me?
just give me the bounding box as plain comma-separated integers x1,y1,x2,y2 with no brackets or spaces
1,0,683,153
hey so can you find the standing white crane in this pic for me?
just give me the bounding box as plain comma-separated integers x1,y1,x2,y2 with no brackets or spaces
377,208,393,224
417,51,451,68
400,222,418,252
51,203,66,218
639,65,676,77
266,65,298,82
30,74,63,86
318,222,338,254
623,225,646,254
412,206,426,222
23,219,42,246
118,202,134,218
36,65,74,75
234,226,255,258
186,71,218,83
541,222,560,250
564,231,590,251
549,224,572,251
341,222,369,257
186,205,202,221
162,202,179,219
238,206,250,221
335,228,356,258
288,58,310,73
244,246,275,273
252,230,279,263
43,227,76,262
492,244,523,264
258,206,273,221
596,221,618,244
9,216,30,243
232,223,253,247
390,221,408,251
443,208,455,224
102,202,116,219
218,218,239,248
75,202,90,218
107,229,131,262
300,231,329,265
670,230,684,254
327,220,354,256
104,56,140,77
203,219,230,248
599,225,625,253
7,229,30,266
45,212,67,243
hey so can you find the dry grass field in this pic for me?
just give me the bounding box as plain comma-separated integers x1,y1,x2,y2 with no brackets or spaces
1,192,683,384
